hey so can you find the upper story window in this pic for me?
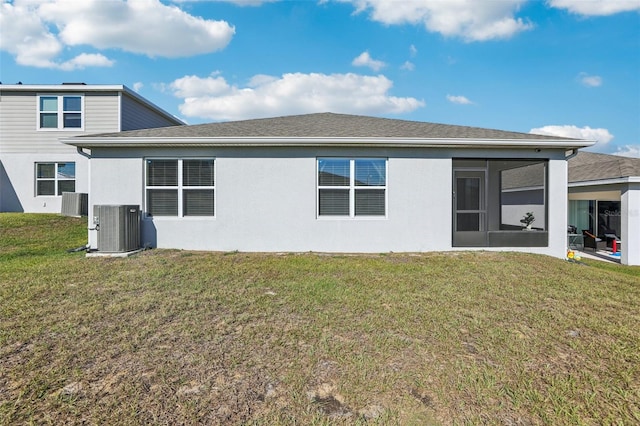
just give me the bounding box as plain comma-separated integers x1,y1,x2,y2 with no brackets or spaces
145,158,215,217
317,158,387,218
38,95,83,130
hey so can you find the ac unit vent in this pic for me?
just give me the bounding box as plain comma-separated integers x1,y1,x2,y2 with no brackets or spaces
94,205,140,253
61,192,88,217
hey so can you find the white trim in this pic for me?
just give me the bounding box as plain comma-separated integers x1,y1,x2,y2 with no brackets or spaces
34,161,76,196
63,136,595,150
569,176,640,187
317,157,388,219
36,93,85,131
144,157,216,218
117,92,123,131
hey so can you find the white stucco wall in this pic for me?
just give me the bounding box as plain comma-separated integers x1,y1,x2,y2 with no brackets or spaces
86,146,569,258
547,158,569,259
0,153,89,213
621,182,640,266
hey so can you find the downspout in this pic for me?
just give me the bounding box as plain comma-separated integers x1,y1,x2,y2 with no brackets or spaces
77,147,97,247
564,148,578,160
76,146,91,159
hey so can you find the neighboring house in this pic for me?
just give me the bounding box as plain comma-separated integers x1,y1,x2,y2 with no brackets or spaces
0,83,183,213
63,112,592,259
568,151,640,265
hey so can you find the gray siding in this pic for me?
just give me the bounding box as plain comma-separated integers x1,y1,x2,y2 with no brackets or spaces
120,94,179,131
84,93,120,133
0,91,121,154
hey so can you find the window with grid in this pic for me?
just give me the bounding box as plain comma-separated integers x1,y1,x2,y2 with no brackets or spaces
35,162,76,196
38,95,83,130
146,159,215,217
317,158,386,217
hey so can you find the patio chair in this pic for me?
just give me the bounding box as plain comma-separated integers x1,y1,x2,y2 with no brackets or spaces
582,230,606,251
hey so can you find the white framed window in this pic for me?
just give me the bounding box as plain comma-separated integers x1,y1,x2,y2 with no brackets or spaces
317,158,387,218
35,162,76,196
145,158,215,217
37,94,84,130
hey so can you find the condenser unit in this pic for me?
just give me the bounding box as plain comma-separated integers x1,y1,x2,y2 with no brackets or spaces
61,192,88,217
93,205,140,253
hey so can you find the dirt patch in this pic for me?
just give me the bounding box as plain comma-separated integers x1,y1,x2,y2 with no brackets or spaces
410,388,434,408
312,394,352,418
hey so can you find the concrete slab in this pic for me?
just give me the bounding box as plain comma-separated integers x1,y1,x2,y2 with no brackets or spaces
86,249,145,258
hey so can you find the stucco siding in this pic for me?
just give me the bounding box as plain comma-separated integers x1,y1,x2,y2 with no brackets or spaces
546,158,569,259
621,183,640,265
0,153,89,213
86,146,569,257
120,95,180,131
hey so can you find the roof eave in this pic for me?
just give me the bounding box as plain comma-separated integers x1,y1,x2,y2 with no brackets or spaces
569,176,640,187
62,136,594,150
1,84,126,92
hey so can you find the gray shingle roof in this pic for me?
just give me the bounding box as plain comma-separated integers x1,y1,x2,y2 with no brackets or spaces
80,112,576,140
569,151,640,182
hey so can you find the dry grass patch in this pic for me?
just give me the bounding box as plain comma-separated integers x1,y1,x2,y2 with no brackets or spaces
1,214,639,424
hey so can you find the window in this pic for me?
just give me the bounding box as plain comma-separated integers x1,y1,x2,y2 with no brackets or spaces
145,159,215,217
35,162,76,196
317,158,386,217
38,95,83,130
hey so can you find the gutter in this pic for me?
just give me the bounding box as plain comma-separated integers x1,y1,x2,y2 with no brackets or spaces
62,136,595,150
569,176,640,187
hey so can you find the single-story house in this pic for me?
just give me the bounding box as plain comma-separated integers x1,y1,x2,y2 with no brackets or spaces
568,151,640,265
63,113,593,259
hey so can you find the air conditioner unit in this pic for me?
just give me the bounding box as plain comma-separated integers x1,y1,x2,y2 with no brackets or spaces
93,205,140,253
61,192,88,217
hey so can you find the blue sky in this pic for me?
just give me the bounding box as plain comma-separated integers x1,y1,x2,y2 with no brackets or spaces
1,0,639,156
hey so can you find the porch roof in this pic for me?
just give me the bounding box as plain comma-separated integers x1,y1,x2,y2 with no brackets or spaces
569,151,640,184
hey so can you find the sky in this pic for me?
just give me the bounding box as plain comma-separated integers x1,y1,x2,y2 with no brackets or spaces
1,0,639,157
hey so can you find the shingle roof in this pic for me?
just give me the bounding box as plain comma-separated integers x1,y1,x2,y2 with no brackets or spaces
569,151,640,182
79,112,575,140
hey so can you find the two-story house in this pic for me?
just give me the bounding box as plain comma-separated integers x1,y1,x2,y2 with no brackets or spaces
0,83,183,213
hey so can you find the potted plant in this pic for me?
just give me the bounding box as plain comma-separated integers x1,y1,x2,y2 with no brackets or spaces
520,212,535,230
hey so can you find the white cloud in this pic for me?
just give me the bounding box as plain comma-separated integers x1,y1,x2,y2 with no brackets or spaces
0,0,62,68
548,0,640,16
0,0,234,69
169,72,425,121
171,73,231,97
172,0,277,5
613,145,640,158
409,44,418,57
446,94,473,105
400,61,415,71
530,125,614,151
133,82,144,92
0,2,115,71
578,72,603,87
337,0,533,41
352,51,386,71
58,53,115,71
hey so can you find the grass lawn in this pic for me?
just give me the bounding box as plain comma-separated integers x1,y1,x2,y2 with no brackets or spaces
1,214,639,425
